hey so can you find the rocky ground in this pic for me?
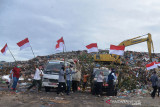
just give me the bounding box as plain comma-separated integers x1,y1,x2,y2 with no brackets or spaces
0,83,160,107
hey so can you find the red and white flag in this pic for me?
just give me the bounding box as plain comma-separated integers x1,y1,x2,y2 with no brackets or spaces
146,61,157,70
86,43,98,53
155,62,160,67
17,38,30,50
1,43,8,55
55,37,64,51
109,45,125,56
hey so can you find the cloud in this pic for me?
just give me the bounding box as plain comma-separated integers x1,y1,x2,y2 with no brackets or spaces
0,0,160,61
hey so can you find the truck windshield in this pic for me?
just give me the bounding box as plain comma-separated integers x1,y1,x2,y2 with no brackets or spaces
44,62,63,74
94,70,109,77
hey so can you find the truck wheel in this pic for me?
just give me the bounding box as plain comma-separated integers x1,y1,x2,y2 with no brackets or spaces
45,87,51,92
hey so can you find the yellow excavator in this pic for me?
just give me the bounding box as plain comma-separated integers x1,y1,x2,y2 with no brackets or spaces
94,33,154,63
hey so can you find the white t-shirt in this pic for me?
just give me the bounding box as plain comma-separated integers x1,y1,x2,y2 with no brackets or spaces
34,68,43,80
97,74,104,82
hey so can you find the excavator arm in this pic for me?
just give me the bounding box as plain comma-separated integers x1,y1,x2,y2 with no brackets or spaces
147,33,154,60
119,37,148,46
94,33,154,63
118,33,154,61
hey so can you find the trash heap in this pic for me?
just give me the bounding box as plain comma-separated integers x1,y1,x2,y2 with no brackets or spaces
0,50,159,96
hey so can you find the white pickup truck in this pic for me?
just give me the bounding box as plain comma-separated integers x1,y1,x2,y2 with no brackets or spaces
42,60,70,92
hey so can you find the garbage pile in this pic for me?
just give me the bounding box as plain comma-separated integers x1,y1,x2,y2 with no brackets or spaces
0,50,159,96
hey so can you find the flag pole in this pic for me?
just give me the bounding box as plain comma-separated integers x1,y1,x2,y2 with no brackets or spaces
30,45,36,58
63,42,67,81
7,46,16,62
64,42,67,52
63,42,66,66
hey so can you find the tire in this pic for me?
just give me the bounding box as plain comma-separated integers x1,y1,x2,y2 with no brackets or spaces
45,87,51,92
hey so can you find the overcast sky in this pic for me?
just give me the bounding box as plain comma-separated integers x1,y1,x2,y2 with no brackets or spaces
0,0,160,62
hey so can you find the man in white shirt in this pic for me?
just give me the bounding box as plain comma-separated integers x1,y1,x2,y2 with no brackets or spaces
27,65,43,92
96,71,104,97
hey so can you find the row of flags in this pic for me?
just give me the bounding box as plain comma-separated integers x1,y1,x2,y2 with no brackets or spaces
1,38,30,55
55,37,158,71
86,43,125,55
0,38,33,61
55,37,125,56
0,36,157,71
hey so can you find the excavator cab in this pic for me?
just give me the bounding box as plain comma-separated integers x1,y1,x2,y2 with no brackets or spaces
94,54,121,64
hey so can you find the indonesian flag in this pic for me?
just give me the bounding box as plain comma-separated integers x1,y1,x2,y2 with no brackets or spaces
155,62,160,67
55,37,64,51
146,61,157,70
17,38,30,50
1,43,8,55
109,45,125,56
86,43,98,53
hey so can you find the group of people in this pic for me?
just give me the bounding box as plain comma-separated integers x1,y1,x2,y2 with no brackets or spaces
8,64,43,92
82,68,117,97
57,64,79,95
7,63,81,96
8,63,160,99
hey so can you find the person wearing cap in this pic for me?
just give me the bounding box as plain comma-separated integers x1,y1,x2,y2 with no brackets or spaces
150,70,158,99
66,65,77,95
10,64,21,91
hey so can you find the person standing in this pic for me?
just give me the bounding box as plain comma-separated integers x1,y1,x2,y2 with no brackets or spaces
107,68,115,96
111,69,117,95
66,65,77,95
72,68,81,92
150,71,158,99
57,65,66,95
96,71,104,97
27,65,43,92
10,65,21,91
82,73,90,92
157,75,160,97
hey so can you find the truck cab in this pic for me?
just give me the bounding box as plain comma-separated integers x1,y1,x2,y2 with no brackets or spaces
42,60,70,92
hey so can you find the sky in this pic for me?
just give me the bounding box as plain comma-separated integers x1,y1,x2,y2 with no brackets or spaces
0,0,160,62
